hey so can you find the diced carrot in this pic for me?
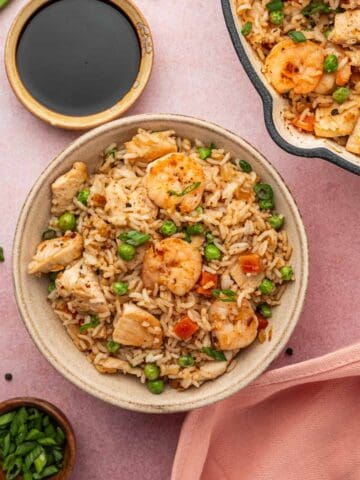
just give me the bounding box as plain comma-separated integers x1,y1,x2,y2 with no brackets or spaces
91,194,106,207
292,113,315,133
257,314,269,330
196,271,218,296
174,316,199,340
239,253,262,274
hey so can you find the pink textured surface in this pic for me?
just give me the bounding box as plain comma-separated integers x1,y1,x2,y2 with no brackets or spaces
0,1,359,479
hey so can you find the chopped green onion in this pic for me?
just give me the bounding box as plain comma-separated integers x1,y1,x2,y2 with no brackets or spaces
211,289,237,302
270,10,284,25
202,347,226,361
42,229,56,241
301,1,333,16
47,281,56,294
79,316,100,333
118,230,151,247
288,31,307,43
266,0,284,11
239,159,252,172
0,412,16,427
168,182,201,197
0,0,11,9
106,340,120,354
268,214,284,230
198,143,216,160
254,183,274,200
258,303,272,318
241,21,252,36
105,146,117,157
259,198,275,210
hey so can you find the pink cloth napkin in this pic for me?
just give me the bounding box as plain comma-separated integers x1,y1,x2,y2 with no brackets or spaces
171,343,360,480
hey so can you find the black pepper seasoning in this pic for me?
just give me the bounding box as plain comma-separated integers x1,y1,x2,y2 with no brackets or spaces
331,108,339,116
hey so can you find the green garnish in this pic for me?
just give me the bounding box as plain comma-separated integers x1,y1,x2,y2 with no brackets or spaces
168,182,201,197
239,159,252,173
106,340,120,354
0,406,66,479
270,10,284,25
254,183,274,200
280,265,293,281
211,289,237,302
118,230,151,247
259,198,275,210
288,31,307,43
266,0,284,11
47,281,56,294
0,0,11,9
79,316,100,332
324,29,331,39
332,87,350,104
241,21,252,36
268,214,284,230
258,303,272,318
42,229,57,241
323,54,338,73
195,205,203,214
0,246,4,262
301,1,343,17
202,347,226,361
105,146,117,157
198,143,216,160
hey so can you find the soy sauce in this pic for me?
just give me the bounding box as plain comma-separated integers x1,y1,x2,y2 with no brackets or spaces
16,0,141,116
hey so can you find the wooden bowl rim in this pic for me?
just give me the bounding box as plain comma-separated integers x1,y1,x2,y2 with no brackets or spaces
0,397,76,479
4,0,154,130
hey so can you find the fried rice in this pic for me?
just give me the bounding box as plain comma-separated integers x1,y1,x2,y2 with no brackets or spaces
28,129,294,392
236,0,360,155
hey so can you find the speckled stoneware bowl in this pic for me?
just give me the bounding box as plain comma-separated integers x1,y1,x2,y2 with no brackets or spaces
13,114,309,413
221,0,360,176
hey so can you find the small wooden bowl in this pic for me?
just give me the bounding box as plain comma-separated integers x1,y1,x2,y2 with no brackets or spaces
0,397,76,479
4,0,153,130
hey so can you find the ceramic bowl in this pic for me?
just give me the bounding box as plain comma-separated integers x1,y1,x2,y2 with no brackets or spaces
221,0,360,175
5,0,153,130
0,397,76,479
13,114,309,413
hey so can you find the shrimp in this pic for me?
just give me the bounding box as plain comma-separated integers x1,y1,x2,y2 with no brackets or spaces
209,299,258,350
145,153,205,213
264,40,324,94
112,303,163,348
142,238,202,296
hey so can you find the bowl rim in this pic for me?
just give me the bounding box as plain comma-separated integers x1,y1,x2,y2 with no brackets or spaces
0,397,76,479
221,0,360,176
4,0,154,131
12,113,309,413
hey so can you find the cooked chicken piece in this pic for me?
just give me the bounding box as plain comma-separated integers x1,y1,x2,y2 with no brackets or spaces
142,238,202,296
328,10,360,46
124,129,177,163
348,48,360,67
112,303,163,348
314,102,359,138
56,260,110,315
88,174,107,208
27,232,83,275
96,357,142,376
346,117,360,154
104,179,127,226
264,40,324,94
51,162,88,215
230,262,264,293
209,299,258,350
145,153,205,214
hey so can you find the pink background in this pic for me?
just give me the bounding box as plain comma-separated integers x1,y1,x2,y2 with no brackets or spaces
0,1,359,478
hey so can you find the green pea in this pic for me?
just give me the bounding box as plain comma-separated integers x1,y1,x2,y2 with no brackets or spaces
117,243,136,261
270,10,284,25
241,21,252,36
159,220,177,237
324,29,331,39
280,265,293,281
178,355,195,367
259,278,275,295
42,229,56,240
259,198,275,210
144,363,160,380
0,0,11,9
258,303,272,318
147,379,164,394
332,87,350,104
186,223,204,236
77,188,90,205
323,54,338,73
268,214,284,230
58,212,76,232
112,282,128,296
195,206,203,214
204,244,222,261
239,159,252,173
254,183,274,200
106,340,120,354
48,281,56,294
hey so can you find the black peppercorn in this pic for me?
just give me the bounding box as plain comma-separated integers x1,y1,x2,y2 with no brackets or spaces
285,347,293,356
4,373,12,381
